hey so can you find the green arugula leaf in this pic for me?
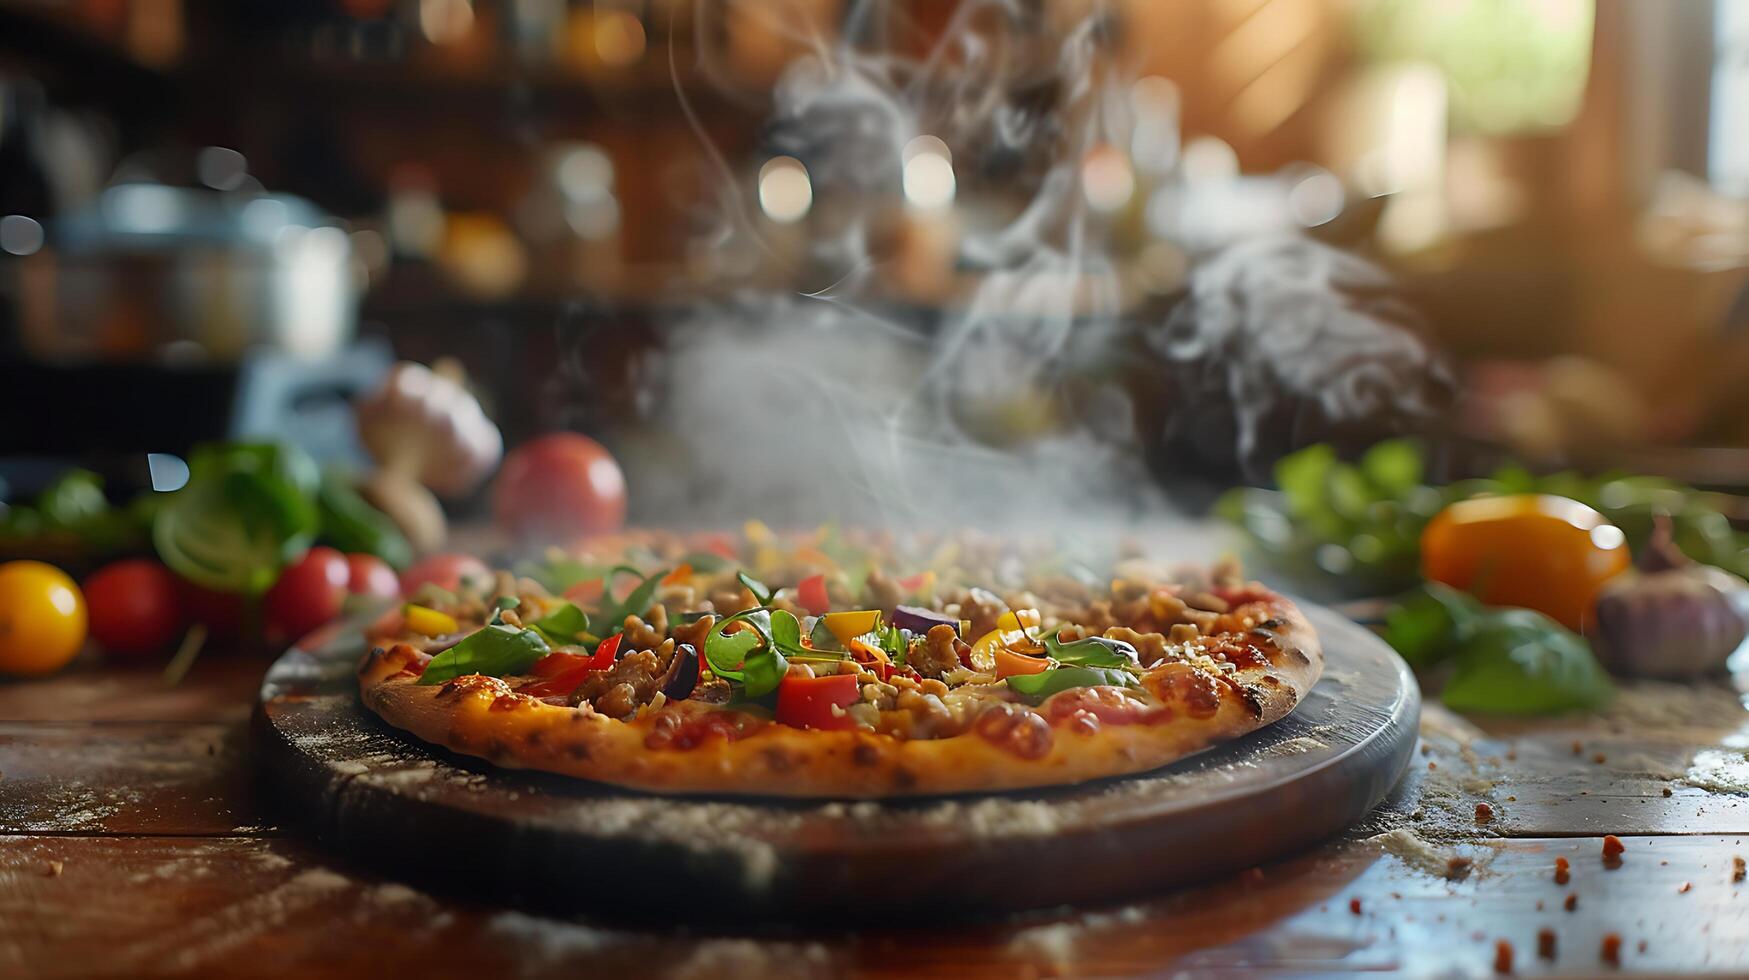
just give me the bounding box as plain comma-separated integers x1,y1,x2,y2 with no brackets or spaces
742,645,789,699
679,551,731,573
770,608,803,652
1006,666,1139,703
1440,609,1612,715
531,603,591,647
879,623,909,666
611,569,668,624
703,609,772,681
737,571,772,605
419,624,550,685
514,558,611,593
808,617,843,652
1041,630,1140,668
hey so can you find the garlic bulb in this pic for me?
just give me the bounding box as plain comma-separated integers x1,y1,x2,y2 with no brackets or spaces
1588,521,1749,679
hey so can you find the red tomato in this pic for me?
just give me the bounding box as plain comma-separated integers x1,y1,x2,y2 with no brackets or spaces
399,553,492,597
492,433,627,544
797,574,830,616
264,547,350,642
178,578,244,639
774,673,861,730
345,553,400,599
83,559,185,655
1421,494,1630,631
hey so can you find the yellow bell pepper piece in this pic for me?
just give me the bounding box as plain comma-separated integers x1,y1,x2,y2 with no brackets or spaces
823,610,882,646
971,625,1044,668
996,608,1041,633
403,604,459,638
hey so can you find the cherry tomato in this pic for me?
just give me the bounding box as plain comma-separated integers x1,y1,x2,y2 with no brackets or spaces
178,579,244,639
345,553,400,600
83,559,185,655
1421,494,1629,631
264,547,350,642
399,553,492,597
492,433,627,544
774,672,861,730
0,560,87,676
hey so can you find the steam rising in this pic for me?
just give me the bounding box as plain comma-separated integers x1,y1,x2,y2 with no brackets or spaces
600,1,1449,535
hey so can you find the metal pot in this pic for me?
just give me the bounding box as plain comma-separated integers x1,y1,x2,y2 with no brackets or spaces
14,182,357,363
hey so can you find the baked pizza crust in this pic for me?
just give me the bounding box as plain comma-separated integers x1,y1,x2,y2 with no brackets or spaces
358,594,1322,798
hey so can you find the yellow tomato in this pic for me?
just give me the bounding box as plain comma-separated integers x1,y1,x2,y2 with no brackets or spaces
1420,494,1629,632
402,604,459,638
823,610,881,646
0,561,88,676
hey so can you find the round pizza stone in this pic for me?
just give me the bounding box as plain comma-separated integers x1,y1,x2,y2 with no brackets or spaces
255,605,1418,918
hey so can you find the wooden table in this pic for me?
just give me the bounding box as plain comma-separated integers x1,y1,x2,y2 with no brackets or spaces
4,651,1749,977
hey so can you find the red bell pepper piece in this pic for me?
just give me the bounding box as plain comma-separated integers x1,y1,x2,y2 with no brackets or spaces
519,634,621,698
587,632,622,671
797,574,830,616
774,673,861,730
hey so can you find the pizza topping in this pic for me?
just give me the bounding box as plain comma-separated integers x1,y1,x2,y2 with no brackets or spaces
663,643,701,700
1044,685,1150,726
570,642,677,719
911,624,968,679
403,604,459,638
973,702,1054,759
775,673,862,731
1148,663,1226,719
419,620,549,686
1006,666,1139,704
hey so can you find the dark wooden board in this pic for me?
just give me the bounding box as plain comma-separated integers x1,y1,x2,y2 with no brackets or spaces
254,606,1418,919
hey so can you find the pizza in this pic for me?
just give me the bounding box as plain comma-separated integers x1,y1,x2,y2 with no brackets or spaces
358,527,1322,797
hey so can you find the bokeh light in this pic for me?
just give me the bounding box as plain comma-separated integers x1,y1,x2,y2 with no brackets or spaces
901,135,955,210
758,156,813,223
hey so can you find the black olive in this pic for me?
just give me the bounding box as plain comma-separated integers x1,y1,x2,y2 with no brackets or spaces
663,643,700,700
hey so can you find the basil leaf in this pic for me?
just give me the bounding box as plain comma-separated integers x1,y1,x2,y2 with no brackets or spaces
737,571,772,605
1006,666,1139,703
1384,582,1482,668
531,603,591,646
1041,630,1139,668
419,625,550,685
1360,438,1423,499
1440,609,1612,715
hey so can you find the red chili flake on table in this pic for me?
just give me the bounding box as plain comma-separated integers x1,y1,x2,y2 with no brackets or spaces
1678,881,1693,894
1601,933,1622,965
1571,740,1584,755
1349,898,1362,915
1447,856,1473,877
1602,835,1626,860
1593,752,1607,764
1554,856,1571,885
1564,893,1578,911
1734,856,1746,883
1475,802,1494,824
1537,928,1557,960
1493,939,1513,974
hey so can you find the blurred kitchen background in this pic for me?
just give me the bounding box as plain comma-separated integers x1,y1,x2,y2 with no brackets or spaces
1,0,1746,527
